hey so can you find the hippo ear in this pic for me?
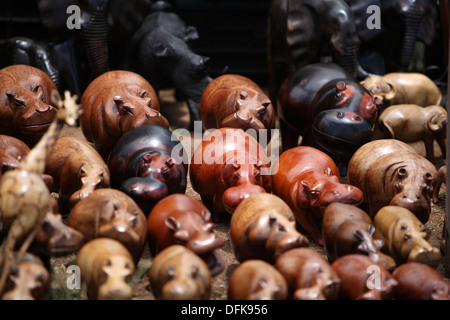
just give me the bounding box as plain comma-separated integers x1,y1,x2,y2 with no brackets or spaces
335,81,346,93
165,216,180,232
384,81,396,102
190,264,200,279
184,25,199,42
152,43,173,57
201,209,211,222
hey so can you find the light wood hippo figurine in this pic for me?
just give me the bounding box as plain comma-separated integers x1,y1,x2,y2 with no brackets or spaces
272,146,363,245
275,248,341,300
199,74,275,137
228,260,288,300
360,72,442,108
347,139,437,223
76,238,135,300
230,193,309,263
45,136,110,210
149,245,212,300
322,203,396,271
372,206,441,267
373,104,447,162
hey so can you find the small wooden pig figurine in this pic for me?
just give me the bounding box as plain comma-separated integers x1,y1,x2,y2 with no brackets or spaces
373,104,447,162
45,136,110,209
68,188,147,263
81,70,170,159
360,72,442,108
149,245,212,300
272,146,363,245
228,259,288,300
108,125,188,214
322,203,396,271
76,238,135,300
372,206,441,267
392,262,450,300
275,248,341,300
147,194,225,276
1,253,49,300
331,254,398,300
190,127,272,221
199,74,275,136
347,139,437,223
0,65,59,147
230,193,309,263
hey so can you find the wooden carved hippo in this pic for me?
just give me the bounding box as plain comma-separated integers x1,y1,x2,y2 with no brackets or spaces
272,146,363,245
228,259,288,300
45,136,110,210
108,125,188,214
347,139,437,222
149,245,212,300
230,193,309,263
199,74,275,137
190,128,272,222
275,248,341,300
277,63,381,174
331,254,398,300
147,194,225,276
0,65,59,147
68,188,147,263
80,70,169,159
372,206,441,267
360,72,442,108
322,203,396,271
76,238,135,300
392,262,450,300
373,104,447,162
1,253,49,300
0,135,53,190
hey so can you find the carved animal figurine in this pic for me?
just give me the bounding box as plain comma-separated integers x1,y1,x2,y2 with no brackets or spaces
277,63,381,174
45,136,110,209
347,139,437,222
199,74,275,137
149,245,212,300
392,262,450,300
360,72,442,108
131,10,213,125
68,188,147,263
230,193,309,263
432,165,446,203
275,247,341,300
108,125,188,214
0,64,59,147
372,206,441,267
190,128,272,222
76,238,135,300
147,194,225,276
373,104,447,162
80,70,169,159
331,254,398,300
322,202,396,271
228,259,288,300
0,90,80,295
1,253,49,300
272,146,363,245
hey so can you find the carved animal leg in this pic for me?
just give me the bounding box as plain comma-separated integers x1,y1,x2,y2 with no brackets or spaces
423,135,435,162
436,136,446,159
432,166,446,203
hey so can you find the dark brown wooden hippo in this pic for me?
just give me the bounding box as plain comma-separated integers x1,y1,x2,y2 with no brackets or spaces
108,125,188,215
0,65,59,147
45,136,110,210
199,74,275,137
272,146,363,245
68,188,148,263
190,128,272,222
147,193,225,276
230,193,309,263
275,247,341,300
228,259,288,300
80,70,169,159
322,202,396,271
347,139,437,223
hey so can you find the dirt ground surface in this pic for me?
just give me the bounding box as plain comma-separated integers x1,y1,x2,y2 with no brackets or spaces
44,89,448,300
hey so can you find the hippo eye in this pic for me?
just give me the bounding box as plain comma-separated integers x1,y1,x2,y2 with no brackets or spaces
233,172,240,180
336,111,344,119
336,93,344,100
138,89,147,98
191,265,200,279
240,91,248,99
113,203,120,210
309,190,320,199
397,168,408,179
129,216,137,227
36,272,47,283
105,259,112,267
13,99,26,108
404,234,411,241
121,106,134,116
278,224,286,232
424,173,433,181
255,278,268,291
257,108,266,117
166,265,175,279
253,169,261,179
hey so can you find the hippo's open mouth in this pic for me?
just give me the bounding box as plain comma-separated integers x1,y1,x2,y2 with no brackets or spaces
199,251,224,276
21,122,52,133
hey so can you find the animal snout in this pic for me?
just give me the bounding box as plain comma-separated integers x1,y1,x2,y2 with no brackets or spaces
190,235,224,255
390,193,430,223
222,184,266,213
98,282,133,300
162,279,199,300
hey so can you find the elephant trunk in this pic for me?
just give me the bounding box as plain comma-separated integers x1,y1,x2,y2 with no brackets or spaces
35,49,61,92
399,3,424,71
338,44,358,78
82,10,109,79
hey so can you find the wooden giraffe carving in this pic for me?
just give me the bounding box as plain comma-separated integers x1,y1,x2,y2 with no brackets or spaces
0,90,81,295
